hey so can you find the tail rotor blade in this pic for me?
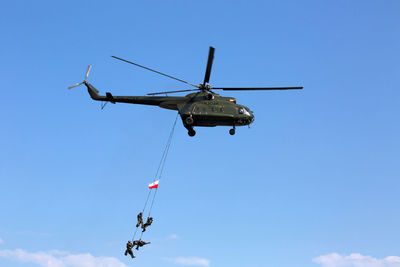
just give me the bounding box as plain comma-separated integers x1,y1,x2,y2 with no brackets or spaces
68,82,83,90
84,65,92,81
68,65,92,90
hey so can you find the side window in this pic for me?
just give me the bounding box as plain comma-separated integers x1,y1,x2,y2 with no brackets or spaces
238,107,244,114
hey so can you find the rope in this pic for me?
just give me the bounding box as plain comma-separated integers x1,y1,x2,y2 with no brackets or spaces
152,113,178,181
146,113,178,217
131,189,151,241
131,113,179,242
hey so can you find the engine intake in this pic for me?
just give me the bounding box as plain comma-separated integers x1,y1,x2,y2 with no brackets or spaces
206,94,214,100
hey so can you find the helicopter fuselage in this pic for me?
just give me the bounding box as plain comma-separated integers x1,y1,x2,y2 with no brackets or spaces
177,92,254,128
85,82,254,135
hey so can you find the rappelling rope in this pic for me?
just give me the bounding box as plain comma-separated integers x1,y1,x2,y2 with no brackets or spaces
131,113,179,242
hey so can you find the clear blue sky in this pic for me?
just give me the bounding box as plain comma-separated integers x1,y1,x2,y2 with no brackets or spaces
1,1,399,267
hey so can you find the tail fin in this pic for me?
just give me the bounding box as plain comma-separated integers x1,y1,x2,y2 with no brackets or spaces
86,82,103,100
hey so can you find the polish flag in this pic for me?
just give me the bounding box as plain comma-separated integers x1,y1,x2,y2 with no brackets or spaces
148,180,160,189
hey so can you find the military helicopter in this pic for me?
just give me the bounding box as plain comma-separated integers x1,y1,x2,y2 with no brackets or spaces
69,47,302,136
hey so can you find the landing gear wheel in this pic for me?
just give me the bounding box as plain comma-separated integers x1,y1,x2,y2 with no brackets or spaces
229,128,235,135
185,116,194,125
188,129,196,137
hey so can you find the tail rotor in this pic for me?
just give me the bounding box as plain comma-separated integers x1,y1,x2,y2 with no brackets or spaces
68,65,92,89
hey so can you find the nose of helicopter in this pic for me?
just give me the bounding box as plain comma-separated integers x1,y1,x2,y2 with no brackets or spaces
241,106,254,125
249,111,255,124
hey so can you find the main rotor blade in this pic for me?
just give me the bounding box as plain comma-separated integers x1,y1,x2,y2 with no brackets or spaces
111,56,199,88
147,89,200,95
203,46,215,85
212,86,304,91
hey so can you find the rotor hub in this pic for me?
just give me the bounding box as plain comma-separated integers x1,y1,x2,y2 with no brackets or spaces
199,83,212,92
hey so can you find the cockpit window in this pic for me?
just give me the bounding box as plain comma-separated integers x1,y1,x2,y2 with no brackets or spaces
245,107,253,114
238,107,244,114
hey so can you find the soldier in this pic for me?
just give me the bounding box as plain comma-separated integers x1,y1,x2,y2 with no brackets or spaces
141,217,153,232
124,240,135,258
133,239,151,250
136,212,143,228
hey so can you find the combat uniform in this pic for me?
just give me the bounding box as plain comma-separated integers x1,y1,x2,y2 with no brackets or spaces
142,217,153,232
133,239,151,250
124,241,135,258
136,212,143,228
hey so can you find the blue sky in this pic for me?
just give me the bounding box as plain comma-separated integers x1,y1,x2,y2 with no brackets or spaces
1,0,399,267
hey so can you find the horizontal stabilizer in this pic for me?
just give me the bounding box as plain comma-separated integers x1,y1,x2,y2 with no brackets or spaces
106,92,116,104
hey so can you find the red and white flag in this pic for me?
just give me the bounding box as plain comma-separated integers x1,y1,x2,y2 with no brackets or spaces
148,180,160,189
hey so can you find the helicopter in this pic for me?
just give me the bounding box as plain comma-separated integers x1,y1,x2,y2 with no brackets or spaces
69,47,303,136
